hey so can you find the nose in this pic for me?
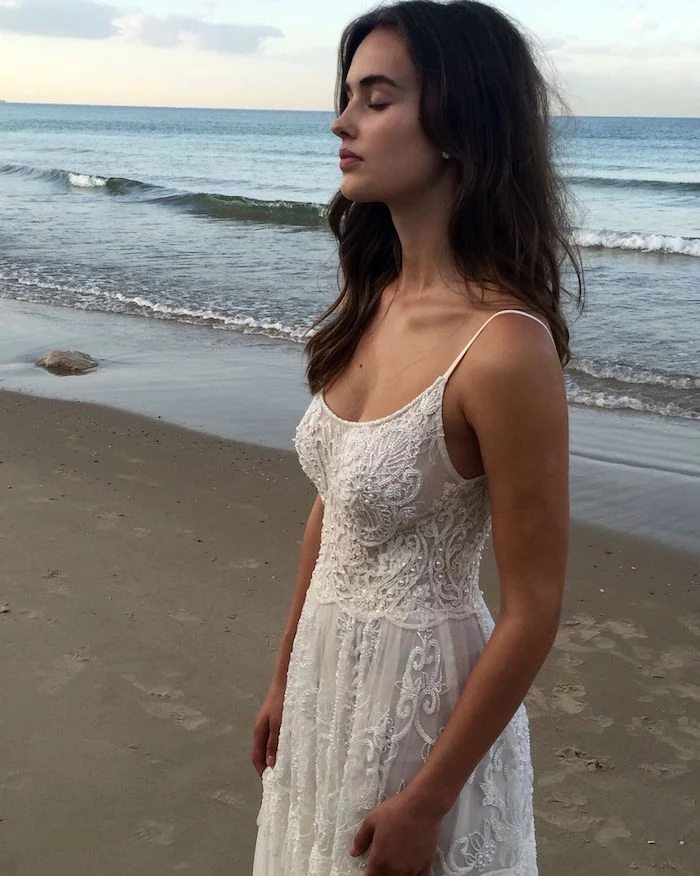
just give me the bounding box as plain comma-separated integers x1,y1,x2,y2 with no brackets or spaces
330,105,354,140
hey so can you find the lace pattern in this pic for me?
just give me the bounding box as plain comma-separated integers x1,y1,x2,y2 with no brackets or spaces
294,381,492,629
253,369,537,875
254,594,535,875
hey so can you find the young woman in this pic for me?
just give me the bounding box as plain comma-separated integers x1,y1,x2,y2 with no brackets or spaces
251,2,583,874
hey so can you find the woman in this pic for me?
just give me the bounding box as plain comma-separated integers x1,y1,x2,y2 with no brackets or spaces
252,2,583,874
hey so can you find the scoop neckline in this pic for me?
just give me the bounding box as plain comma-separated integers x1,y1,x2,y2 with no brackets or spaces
319,373,446,427
316,375,487,486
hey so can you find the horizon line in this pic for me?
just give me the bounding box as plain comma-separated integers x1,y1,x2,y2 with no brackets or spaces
1,99,699,120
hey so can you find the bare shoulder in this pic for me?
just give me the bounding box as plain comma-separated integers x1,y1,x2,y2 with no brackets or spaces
452,309,569,491
473,309,560,364
459,311,565,413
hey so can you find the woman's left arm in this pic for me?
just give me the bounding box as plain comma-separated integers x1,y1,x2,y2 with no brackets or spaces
404,315,570,818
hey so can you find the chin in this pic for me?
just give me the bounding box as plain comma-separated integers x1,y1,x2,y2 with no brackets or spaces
339,177,386,203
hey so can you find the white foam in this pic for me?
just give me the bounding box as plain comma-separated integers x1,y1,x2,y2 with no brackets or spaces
571,358,699,390
105,291,312,343
567,385,698,420
576,229,700,257
67,172,107,189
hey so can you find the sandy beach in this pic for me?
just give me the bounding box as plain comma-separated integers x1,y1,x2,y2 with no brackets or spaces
1,388,698,876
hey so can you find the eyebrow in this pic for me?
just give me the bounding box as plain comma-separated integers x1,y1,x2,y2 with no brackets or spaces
343,74,401,94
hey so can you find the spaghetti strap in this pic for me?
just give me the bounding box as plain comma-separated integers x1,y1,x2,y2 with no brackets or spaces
443,309,556,381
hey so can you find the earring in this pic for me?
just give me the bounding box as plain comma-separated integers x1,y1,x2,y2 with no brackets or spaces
441,151,450,160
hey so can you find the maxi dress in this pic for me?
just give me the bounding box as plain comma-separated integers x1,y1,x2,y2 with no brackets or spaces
253,309,555,875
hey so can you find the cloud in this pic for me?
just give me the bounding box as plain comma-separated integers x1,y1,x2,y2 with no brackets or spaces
0,0,283,53
115,13,282,54
566,43,616,56
0,0,119,39
561,36,699,59
541,37,567,51
627,14,658,33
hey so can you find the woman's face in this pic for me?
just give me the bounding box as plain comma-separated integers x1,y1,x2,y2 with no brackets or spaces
330,28,445,205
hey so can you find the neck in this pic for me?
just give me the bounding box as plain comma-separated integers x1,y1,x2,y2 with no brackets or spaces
388,174,462,298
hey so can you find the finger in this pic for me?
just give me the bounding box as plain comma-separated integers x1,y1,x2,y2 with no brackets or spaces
265,721,280,768
349,819,374,857
251,718,270,775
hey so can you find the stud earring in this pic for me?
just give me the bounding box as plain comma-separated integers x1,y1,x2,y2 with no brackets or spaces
441,151,450,160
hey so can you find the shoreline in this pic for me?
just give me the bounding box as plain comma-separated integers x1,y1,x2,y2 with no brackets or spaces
1,296,698,555
1,389,698,875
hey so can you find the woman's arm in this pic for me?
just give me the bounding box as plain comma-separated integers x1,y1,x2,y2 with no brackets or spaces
271,493,325,688
403,315,569,817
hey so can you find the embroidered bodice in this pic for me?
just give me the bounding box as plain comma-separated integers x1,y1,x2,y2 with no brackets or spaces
294,375,492,629
293,310,555,630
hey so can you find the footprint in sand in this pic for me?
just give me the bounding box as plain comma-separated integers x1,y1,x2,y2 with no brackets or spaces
0,772,32,791
538,793,630,846
603,620,647,639
592,636,616,650
536,791,594,832
226,558,263,570
38,648,93,694
122,675,209,730
594,818,631,846
538,746,614,788
551,682,587,714
123,675,183,700
554,615,602,651
556,746,614,772
47,579,71,596
42,569,70,595
167,609,203,623
678,613,700,638
116,473,161,487
640,762,689,779
524,685,549,720
95,510,122,531
627,715,700,761
583,715,614,733
677,715,700,740
213,789,245,808
135,820,175,847
555,652,585,670
142,701,209,731
670,682,700,703
17,607,57,624
661,645,700,670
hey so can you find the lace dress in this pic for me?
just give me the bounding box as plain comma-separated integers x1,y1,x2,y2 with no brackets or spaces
253,310,553,875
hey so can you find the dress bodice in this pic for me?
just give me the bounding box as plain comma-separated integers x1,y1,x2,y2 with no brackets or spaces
294,375,492,629
293,309,555,630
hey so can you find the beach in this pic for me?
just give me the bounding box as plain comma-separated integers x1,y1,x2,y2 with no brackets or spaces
1,375,699,875
1,103,698,875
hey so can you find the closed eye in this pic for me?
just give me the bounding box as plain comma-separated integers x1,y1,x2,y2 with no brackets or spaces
368,102,390,111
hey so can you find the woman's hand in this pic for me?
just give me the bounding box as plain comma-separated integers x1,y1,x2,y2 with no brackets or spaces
349,791,441,876
251,680,285,777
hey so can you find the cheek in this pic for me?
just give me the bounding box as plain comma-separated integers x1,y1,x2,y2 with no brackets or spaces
377,114,438,178
340,112,439,201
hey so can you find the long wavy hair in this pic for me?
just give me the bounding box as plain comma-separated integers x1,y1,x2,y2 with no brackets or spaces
305,0,584,394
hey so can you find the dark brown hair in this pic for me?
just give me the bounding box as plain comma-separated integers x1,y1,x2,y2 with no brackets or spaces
305,0,584,393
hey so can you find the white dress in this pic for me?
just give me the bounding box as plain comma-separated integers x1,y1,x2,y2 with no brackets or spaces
253,310,553,875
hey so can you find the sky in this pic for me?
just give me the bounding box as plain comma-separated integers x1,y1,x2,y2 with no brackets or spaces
0,0,699,116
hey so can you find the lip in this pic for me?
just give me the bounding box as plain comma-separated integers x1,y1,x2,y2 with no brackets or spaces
339,148,362,170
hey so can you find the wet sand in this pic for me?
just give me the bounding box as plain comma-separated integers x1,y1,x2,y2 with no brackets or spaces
1,295,699,554
1,389,698,876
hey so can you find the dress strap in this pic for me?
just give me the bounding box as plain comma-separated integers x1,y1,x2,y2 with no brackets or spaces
443,309,556,381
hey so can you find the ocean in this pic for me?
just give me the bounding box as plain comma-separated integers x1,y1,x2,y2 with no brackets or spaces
1,103,699,422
